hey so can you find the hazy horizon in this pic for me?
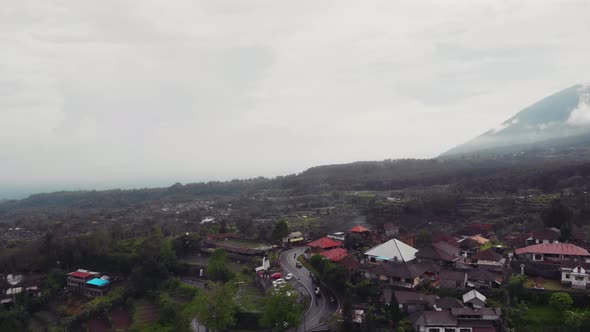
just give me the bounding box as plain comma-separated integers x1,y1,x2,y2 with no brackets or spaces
3,1,590,199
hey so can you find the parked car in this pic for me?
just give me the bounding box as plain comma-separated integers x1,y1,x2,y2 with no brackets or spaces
295,261,302,268
271,272,282,279
273,279,286,287
285,273,293,281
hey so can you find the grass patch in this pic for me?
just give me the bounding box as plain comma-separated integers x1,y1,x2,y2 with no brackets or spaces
524,305,562,328
130,299,158,329
234,282,265,313
178,255,246,273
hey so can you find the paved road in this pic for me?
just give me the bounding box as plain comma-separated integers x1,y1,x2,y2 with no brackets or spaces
280,247,340,332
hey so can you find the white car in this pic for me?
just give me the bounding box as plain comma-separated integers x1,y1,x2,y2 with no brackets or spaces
285,273,293,281
273,278,286,286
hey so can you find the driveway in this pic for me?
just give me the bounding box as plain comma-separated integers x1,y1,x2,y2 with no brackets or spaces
280,247,340,331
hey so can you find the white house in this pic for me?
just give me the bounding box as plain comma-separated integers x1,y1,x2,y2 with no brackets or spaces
462,290,486,309
561,265,590,289
365,238,418,263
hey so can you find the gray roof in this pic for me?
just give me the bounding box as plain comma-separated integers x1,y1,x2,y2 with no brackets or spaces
394,290,438,305
415,310,457,326
451,307,500,317
372,262,425,279
436,297,465,309
439,270,467,282
462,290,487,304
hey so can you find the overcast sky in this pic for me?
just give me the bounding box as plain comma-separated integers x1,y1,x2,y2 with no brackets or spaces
2,1,590,198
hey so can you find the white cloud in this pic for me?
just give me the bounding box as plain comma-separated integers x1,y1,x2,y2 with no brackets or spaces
567,85,590,126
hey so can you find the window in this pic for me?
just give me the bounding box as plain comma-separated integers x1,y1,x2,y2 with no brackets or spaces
428,329,440,332
576,276,585,281
445,329,456,332
370,257,376,263
459,329,471,332
565,274,571,279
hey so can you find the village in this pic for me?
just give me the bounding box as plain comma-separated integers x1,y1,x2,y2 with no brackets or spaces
2,194,590,331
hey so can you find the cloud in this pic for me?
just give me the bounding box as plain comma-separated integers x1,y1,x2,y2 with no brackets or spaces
567,85,590,127
1,1,590,196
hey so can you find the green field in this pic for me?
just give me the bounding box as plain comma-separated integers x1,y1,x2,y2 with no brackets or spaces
524,305,562,328
234,274,266,313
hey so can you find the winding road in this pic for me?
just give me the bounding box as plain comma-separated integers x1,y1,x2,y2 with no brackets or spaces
279,247,340,332
191,246,339,332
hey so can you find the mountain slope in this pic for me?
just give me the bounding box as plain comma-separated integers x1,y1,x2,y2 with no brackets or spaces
442,84,590,157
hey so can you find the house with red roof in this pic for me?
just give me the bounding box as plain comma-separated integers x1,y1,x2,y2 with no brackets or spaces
67,269,112,297
307,237,343,251
515,243,590,263
349,225,370,233
319,248,348,262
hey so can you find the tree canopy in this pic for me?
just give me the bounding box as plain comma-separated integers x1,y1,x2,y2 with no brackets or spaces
260,285,304,331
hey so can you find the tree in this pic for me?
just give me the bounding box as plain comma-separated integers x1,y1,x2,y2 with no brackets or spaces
260,285,304,331
195,282,237,330
363,307,376,332
172,233,201,256
344,233,363,250
564,310,588,329
235,215,255,238
542,199,573,241
507,274,526,303
341,288,354,332
207,249,234,282
415,229,432,249
549,292,573,312
310,254,324,269
385,292,401,324
271,220,289,242
502,303,528,330
395,319,412,332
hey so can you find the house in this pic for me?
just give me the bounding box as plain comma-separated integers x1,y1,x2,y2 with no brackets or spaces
435,297,465,310
458,238,481,257
282,231,305,245
467,270,502,289
67,269,110,297
432,234,459,247
561,265,590,289
526,228,561,245
394,290,438,314
338,255,361,272
1,274,42,305
200,217,216,224
416,241,461,266
67,270,99,293
463,290,486,309
470,249,505,269
349,225,370,234
85,277,111,297
437,270,467,290
413,307,502,332
319,248,348,262
384,223,400,237
515,243,590,263
470,235,490,246
364,262,424,289
327,232,346,241
307,237,343,251
365,238,418,263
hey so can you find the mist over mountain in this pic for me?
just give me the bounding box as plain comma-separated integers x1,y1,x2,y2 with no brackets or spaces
442,84,590,157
